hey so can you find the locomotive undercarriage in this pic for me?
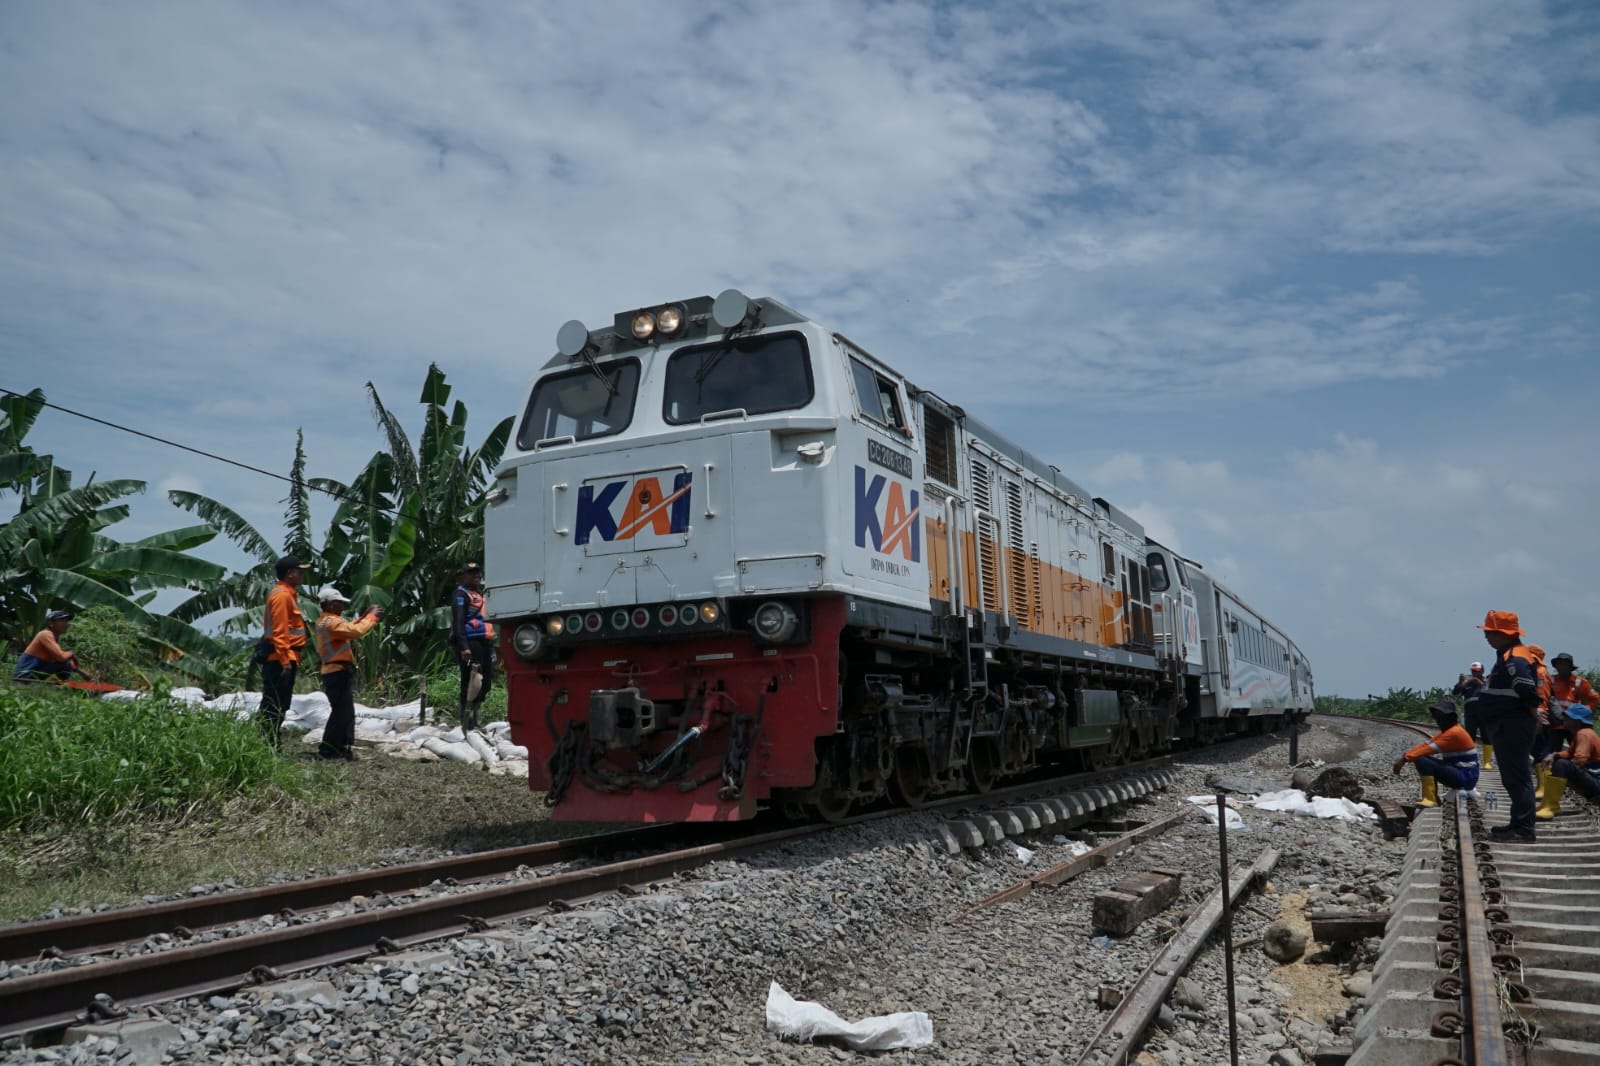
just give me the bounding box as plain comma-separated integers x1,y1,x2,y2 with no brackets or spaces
774,620,1180,822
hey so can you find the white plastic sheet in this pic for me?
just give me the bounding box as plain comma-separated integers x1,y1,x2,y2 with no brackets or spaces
1187,794,1247,830
1251,788,1377,822
765,981,933,1051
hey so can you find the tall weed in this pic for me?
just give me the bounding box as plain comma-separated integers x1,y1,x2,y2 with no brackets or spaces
0,686,315,831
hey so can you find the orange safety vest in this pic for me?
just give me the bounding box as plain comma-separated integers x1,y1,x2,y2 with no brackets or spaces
1551,674,1599,710
315,610,379,675
264,582,307,666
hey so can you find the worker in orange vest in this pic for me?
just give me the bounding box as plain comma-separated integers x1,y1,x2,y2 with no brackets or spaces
12,610,96,683
1537,703,1600,817
314,588,382,761
260,556,310,749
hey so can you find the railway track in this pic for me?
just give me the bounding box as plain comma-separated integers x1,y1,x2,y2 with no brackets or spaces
1,758,1179,1044
1334,714,1600,1066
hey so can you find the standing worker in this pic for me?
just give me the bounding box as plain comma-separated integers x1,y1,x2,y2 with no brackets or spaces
314,589,382,761
12,610,95,683
1453,662,1491,769
260,556,310,749
1549,652,1598,710
449,561,495,733
1464,610,1543,842
1393,698,1480,806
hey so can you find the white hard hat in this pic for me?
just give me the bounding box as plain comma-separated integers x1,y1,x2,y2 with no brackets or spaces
319,587,351,605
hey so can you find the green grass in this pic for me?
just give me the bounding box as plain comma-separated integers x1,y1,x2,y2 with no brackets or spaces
0,684,326,831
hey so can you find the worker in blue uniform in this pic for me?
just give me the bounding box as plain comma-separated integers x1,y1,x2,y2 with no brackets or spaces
1464,610,1543,842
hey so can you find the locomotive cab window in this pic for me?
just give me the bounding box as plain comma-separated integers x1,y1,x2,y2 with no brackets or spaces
1146,552,1170,593
850,358,908,434
662,331,813,424
518,359,641,449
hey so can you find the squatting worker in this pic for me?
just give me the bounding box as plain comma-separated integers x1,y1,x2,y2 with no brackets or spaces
1539,703,1600,812
1392,698,1479,807
1453,662,1491,768
12,610,94,683
1464,610,1543,843
449,561,495,733
314,588,382,761
260,556,310,749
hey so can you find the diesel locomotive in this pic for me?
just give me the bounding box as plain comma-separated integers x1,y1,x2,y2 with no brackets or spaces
485,291,1313,823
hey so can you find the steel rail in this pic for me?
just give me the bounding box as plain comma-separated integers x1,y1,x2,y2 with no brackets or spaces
1,760,1178,1042
0,755,1172,968
0,823,687,964
1455,792,1510,1065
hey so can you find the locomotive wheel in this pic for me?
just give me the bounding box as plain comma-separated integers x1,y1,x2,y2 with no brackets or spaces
810,790,853,823
967,739,998,794
890,746,933,808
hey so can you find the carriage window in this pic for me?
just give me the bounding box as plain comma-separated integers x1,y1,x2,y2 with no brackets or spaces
662,331,813,424
518,359,640,448
1102,542,1116,581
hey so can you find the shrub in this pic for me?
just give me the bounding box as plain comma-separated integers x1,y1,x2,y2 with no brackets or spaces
0,686,317,831
61,606,154,688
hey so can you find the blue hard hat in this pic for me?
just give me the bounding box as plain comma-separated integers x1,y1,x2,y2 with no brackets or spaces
1560,703,1594,726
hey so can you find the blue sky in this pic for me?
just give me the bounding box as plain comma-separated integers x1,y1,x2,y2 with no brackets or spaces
2,1,1597,697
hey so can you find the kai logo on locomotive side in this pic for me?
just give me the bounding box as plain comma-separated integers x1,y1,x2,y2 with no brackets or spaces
854,466,920,563
575,471,693,545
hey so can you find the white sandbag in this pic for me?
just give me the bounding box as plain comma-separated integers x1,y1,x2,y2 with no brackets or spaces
494,738,529,761
765,981,933,1051
420,736,481,764
489,759,529,777
405,725,445,743
282,692,331,732
101,690,148,702
168,687,208,705
353,701,420,722
464,730,498,768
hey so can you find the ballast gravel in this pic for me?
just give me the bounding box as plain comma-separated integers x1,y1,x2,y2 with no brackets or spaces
1,719,1468,1066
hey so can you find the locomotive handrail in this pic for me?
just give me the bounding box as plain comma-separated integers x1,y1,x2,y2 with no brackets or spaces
533,434,575,450
699,407,747,423
551,482,569,535
973,509,1009,619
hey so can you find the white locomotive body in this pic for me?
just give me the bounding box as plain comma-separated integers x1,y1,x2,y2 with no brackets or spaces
486,292,1312,822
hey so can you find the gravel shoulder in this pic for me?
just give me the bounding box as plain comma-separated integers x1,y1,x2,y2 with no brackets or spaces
12,718,1572,1066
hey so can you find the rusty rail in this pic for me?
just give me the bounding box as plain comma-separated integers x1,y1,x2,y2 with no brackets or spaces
1454,792,1510,1065
951,809,1191,919
1071,846,1281,1065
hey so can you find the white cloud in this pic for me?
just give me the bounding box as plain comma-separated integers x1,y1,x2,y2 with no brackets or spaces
1092,452,1146,486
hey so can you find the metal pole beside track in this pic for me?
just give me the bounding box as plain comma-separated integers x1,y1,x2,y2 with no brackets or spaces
1217,793,1240,1066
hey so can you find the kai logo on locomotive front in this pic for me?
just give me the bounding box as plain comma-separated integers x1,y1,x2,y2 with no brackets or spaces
575,469,693,546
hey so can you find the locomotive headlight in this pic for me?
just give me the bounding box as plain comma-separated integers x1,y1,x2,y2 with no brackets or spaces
546,616,565,636
630,310,657,340
512,624,546,659
699,601,720,623
656,305,684,335
752,601,799,643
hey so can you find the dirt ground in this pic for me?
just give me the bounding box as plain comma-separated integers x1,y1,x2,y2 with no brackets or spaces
0,749,605,922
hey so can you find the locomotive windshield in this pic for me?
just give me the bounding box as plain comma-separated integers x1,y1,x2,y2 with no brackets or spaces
662,331,813,424
517,358,641,448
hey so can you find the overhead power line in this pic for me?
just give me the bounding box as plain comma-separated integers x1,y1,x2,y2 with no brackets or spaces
1,385,415,523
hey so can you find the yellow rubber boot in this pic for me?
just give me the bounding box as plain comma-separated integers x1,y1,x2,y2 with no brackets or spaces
1534,763,1548,801
1536,776,1567,820
1419,775,1439,808
1481,743,1495,771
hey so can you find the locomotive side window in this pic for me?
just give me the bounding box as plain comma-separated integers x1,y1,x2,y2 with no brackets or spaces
1147,552,1169,593
662,332,813,424
923,406,957,485
849,357,908,433
1101,542,1116,582
517,359,641,448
